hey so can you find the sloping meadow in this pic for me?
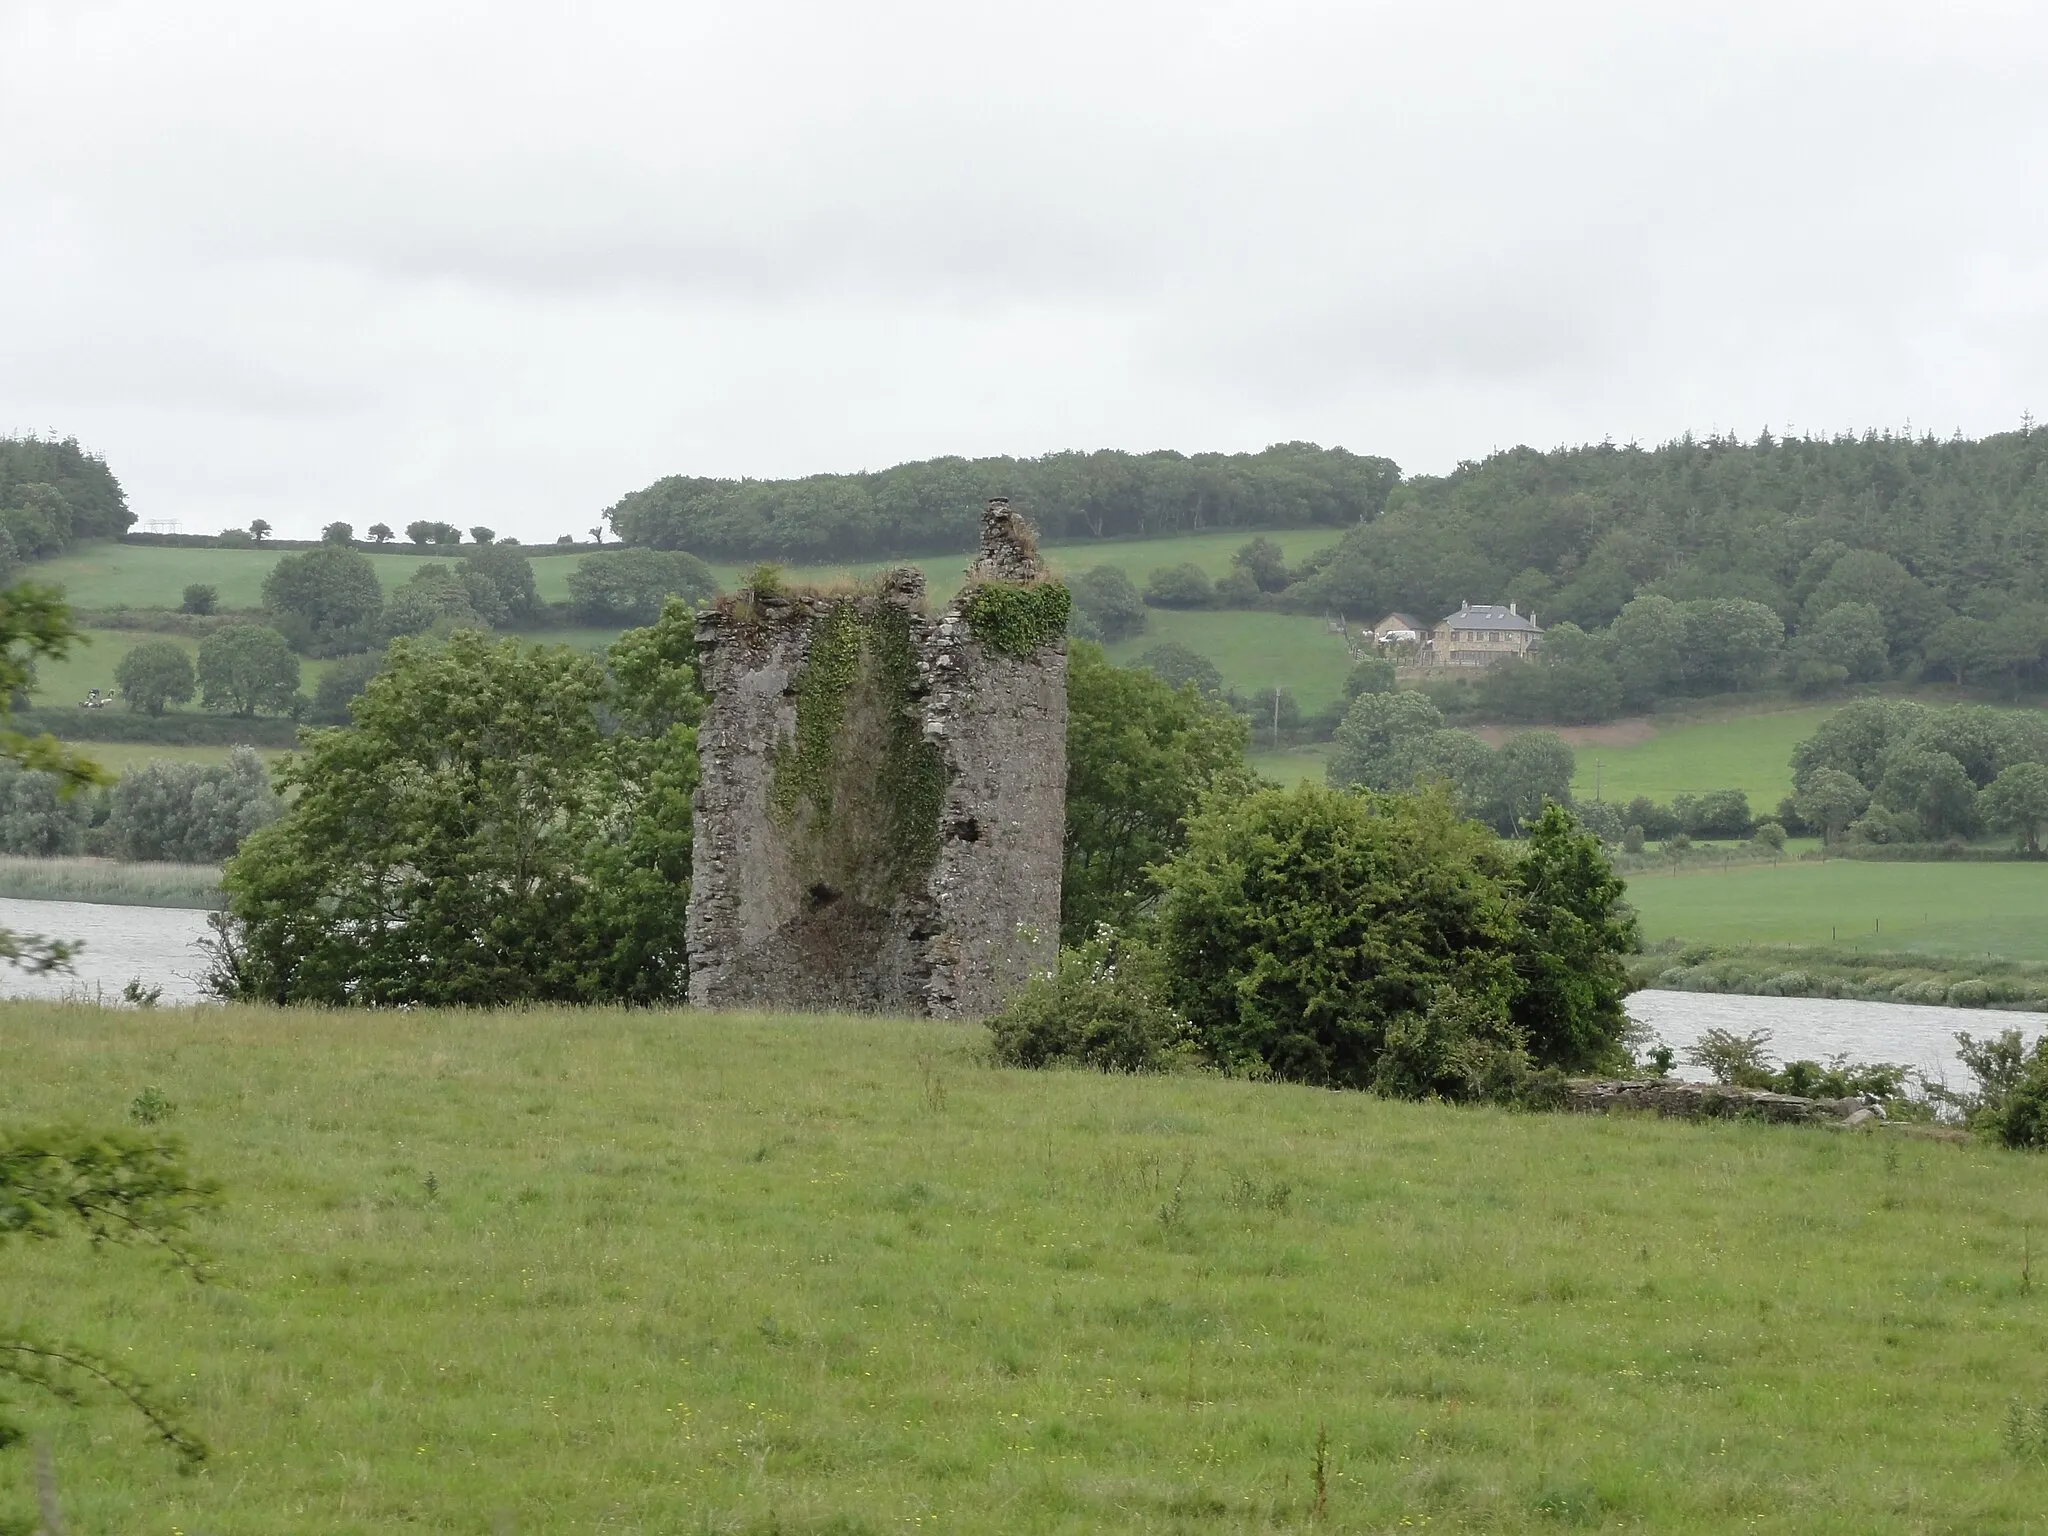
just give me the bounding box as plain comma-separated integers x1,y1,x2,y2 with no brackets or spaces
3,1002,2046,1532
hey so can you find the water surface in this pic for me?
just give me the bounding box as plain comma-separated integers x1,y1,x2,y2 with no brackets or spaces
1,896,2042,1096
0,896,215,1004
1626,988,2047,1093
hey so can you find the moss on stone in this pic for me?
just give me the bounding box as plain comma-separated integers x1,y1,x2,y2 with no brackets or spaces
961,579,1070,656
769,601,946,887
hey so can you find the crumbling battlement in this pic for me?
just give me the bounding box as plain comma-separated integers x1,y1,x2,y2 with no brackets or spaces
685,500,1068,1017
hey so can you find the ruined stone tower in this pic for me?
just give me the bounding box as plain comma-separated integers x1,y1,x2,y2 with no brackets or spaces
685,500,1068,1017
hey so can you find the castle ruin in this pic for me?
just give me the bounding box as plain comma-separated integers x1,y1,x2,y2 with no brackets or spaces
684,500,1068,1017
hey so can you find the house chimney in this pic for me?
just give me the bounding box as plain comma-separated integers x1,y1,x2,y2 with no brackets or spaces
1508,601,1517,616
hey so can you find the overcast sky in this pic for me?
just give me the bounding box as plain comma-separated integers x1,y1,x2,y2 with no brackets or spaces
4,1,2045,541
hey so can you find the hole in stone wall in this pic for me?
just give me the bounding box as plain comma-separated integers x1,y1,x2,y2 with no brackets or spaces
949,817,981,843
807,882,842,909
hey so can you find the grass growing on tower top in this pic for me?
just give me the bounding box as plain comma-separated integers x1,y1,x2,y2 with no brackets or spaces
3,1002,2045,1532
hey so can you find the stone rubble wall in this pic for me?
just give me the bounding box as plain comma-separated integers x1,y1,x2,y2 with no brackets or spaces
1563,1078,1886,1126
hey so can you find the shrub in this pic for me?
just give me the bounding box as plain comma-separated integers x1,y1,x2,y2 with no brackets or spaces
1143,563,1213,608
1133,643,1223,697
1232,536,1291,592
1065,566,1147,643
1752,820,1788,850
985,927,1194,1073
180,583,218,616
1151,782,1538,1089
384,566,490,638
1212,565,1260,605
1369,988,1545,1104
1622,824,1645,854
1942,1029,2048,1148
0,759,100,855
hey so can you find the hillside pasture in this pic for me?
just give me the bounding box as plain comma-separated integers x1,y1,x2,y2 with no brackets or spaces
3,1002,2045,1533
1564,705,1839,811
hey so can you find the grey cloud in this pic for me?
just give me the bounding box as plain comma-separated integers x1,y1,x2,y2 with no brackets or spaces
2,0,2046,537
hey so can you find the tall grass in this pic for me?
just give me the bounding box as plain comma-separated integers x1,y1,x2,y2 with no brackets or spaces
0,855,222,909
4,1002,2046,1531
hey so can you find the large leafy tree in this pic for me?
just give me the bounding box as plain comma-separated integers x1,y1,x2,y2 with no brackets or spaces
261,544,384,652
207,602,701,1005
460,540,543,622
565,548,718,626
197,624,300,717
113,640,196,715
1061,642,1251,943
1981,762,2048,853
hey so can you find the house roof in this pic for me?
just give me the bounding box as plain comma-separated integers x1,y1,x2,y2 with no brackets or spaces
1373,612,1423,631
1442,603,1539,632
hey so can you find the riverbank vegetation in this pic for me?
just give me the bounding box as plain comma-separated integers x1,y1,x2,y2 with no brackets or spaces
0,855,221,909
5,1000,2047,1532
1629,940,2048,1012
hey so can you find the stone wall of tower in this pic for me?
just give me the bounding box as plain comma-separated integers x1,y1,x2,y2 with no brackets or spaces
684,502,1066,1017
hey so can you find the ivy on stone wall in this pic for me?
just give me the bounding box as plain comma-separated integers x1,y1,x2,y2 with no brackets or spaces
769,602,947,883
961,580,1071,656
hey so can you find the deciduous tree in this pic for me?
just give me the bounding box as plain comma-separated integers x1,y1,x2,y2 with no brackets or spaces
197,624,300,717
113,640,196,716
1061,642,1252,943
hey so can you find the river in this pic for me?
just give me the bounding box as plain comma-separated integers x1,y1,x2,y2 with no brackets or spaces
0,896,217,1004
0,899,2040,1091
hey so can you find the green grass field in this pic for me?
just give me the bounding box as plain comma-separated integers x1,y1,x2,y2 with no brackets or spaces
4,1003,2045,1532
1248,744,1333,784
1106,610,1355,712
1626,857,2048,960
1567,705,1840,810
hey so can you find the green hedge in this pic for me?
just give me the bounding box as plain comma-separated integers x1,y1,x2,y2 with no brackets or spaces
9,707,298,747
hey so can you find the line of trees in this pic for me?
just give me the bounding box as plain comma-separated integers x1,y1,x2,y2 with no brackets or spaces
0,747,279,862
604,444,1399,560
1787,699,2048,851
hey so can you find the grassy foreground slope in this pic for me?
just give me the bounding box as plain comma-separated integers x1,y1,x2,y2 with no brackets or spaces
5,1005,2046,1533
1628,858,2048,961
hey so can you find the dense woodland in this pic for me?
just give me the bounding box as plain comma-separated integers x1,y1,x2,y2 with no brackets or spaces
1301,427,2048,687
0,435,132,570
604,443,1400,559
